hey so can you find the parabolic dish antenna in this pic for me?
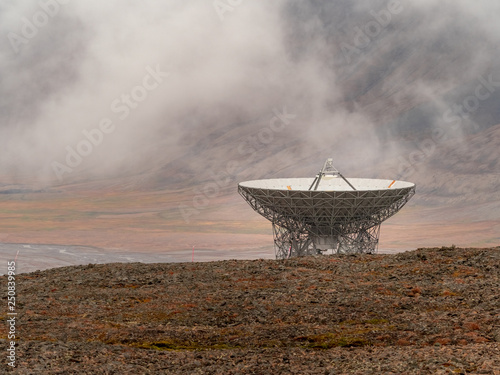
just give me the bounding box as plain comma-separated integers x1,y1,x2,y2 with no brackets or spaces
238,158,415,259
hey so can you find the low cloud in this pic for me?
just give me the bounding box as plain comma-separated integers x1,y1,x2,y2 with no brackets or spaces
0,0,498,186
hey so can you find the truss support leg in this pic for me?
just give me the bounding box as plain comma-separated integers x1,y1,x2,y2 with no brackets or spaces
337,225,380,254
272,223,315,259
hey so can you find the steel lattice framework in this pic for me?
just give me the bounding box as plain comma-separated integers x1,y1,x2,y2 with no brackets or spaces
238,160,416,259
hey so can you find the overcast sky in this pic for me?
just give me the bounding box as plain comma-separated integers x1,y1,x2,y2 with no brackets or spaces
1,0,499,186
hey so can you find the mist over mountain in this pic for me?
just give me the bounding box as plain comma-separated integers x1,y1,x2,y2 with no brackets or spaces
0,1,498,250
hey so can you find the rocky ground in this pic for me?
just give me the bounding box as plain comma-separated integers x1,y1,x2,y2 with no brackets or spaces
1,246,499,374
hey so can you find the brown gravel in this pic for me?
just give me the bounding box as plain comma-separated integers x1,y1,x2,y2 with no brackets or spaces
1,246,499,374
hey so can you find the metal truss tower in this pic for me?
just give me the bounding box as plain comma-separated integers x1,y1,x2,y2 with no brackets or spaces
238,159,415,259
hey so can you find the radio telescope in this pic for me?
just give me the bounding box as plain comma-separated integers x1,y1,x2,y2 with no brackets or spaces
238,158,415,259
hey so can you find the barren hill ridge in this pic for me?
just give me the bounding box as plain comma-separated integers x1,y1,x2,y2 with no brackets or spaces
1,246,499,374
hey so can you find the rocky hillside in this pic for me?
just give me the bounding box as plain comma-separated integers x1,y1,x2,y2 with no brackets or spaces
1,247,499,374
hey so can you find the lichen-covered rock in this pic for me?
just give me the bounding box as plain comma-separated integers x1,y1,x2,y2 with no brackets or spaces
1,247,499,374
